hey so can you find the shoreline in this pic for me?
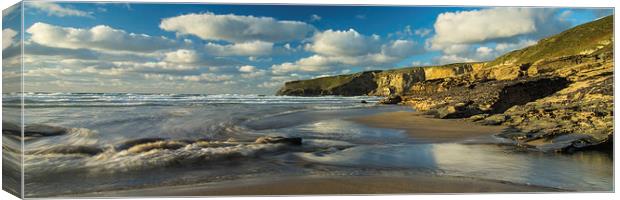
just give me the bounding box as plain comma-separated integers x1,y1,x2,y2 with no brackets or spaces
70,175,562,197
348,111,506,142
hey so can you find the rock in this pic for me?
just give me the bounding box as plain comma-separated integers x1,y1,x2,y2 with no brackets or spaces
379,95,402,104
29,145,104,156
360,100,368,104
126,140,188,154
254,136,302,146
3,122,69,138
435,101,483,119
468,114,489,122
115,137,167,151
480,114,509,125
24,124,68,137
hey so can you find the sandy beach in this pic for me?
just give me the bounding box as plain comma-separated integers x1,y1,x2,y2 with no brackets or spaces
77,175,560,197
349,111,506,142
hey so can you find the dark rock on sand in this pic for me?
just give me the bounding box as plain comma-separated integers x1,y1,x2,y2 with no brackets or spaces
254,136,302,146
114,137,167,151
379,95,402,104
28,145,104,156
2,121,68,138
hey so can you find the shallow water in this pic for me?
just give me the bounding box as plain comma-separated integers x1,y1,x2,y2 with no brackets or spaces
2,93,613,196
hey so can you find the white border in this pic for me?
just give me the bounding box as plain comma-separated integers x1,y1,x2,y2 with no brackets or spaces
1,1,617,200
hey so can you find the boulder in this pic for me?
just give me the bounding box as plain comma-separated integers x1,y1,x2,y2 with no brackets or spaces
254,136,302,146
378,95,402,104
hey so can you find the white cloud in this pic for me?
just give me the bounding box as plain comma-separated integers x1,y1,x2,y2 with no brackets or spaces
144,73,236,83
3,28,17,50
238,65,257,73
495,40,537,52
414,28,432,37
436,54,476,65
163,49,201,63
271,53,401,75
204,41,273,56
305,29,381,56
26,22,177,53
429,8,566,53
430,8,537,49
162,49,241,66
241,69,267,78
28,2,93,18
160,12,315,43
382,40,422,58
475,46,493,57
274,28,423,75
310,14,322,22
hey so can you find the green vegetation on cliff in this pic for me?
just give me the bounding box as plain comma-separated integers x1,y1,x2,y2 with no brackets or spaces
489,15,613,66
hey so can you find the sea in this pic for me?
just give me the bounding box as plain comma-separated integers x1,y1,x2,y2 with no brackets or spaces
1,92,613,197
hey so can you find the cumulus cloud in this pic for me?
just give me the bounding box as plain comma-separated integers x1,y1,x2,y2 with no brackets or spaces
233,65,269,79
273,28,424,75
430,8,536,49
144,73,234,83
436,54,476,65
305,29,381,56
429,8,568,51
27,22,177,53
2,28,17,50
271,53,400,75
427,8,568,65
204,41,273,56
414,28,432,37
160,12,315,43
28,2,93,18
238,65,257,73
162,49,241,66
381,40,422,58
310,14,322,22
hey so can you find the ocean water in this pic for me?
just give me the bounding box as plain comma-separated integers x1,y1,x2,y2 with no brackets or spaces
1,93,613,197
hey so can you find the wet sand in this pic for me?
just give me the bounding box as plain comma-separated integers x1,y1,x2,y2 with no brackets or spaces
76,175,560,197
349,111,506,142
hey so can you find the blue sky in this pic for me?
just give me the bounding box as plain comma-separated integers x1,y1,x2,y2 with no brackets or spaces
2,2,613,94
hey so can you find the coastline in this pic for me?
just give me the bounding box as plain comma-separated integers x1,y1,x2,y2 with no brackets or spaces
349,111,506,142
72,175,562,197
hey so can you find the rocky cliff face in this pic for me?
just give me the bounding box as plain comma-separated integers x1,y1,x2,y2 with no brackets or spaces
276,15,614,152
276,63,481,96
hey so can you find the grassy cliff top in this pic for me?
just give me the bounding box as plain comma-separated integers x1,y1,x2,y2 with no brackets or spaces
488,15,613,66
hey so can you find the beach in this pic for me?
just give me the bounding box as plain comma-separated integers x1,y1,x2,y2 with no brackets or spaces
86,175,560,197
349,111,506,142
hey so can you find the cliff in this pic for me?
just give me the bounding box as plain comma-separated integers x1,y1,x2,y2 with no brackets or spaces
276,15,614,152
276,62,483,96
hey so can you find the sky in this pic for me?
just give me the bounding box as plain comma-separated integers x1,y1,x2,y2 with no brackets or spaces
1,2,613,94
